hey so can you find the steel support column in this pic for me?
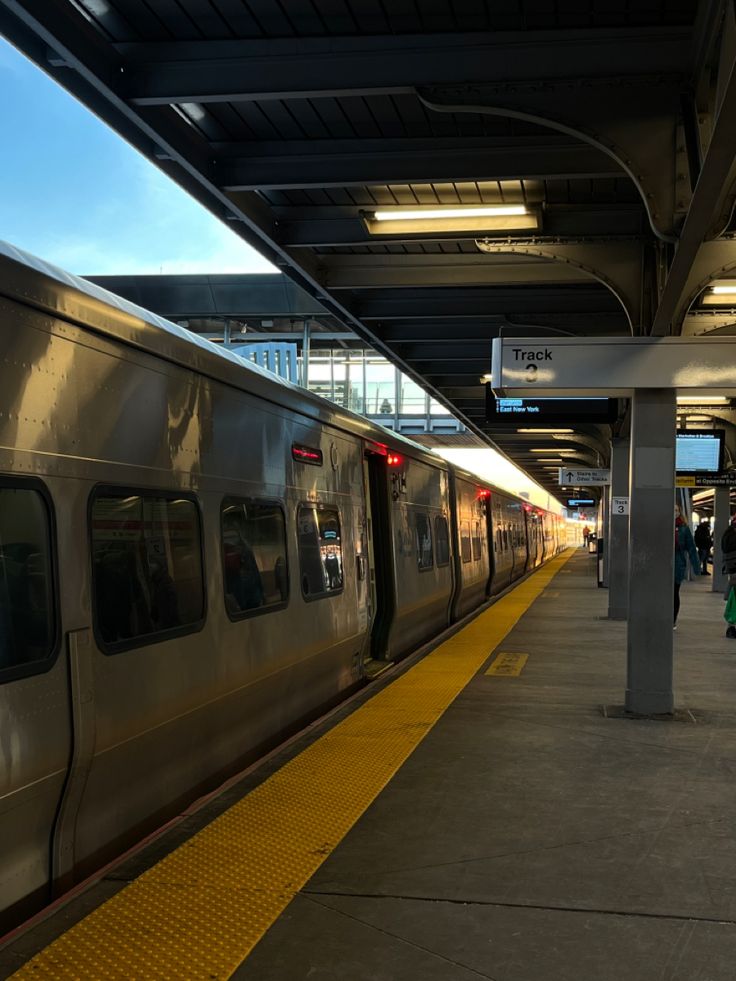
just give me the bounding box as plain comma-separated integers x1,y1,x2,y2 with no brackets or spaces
600,484,611,587
301,321,310,388
625,390,676,716
713,485,730,595
608,437,630,618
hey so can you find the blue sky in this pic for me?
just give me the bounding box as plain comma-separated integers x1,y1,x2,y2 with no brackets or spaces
0,38,276,275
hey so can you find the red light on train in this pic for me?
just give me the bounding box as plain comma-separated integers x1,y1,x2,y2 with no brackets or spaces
477,489,491,500
387,453,403,466
292,443,323,466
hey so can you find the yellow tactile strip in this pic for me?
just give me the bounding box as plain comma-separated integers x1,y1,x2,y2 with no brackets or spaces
12,549,575,980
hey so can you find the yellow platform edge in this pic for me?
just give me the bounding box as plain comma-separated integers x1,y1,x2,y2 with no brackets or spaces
12,549,576,980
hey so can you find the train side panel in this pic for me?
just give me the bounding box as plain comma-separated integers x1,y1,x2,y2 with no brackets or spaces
384,457,453,660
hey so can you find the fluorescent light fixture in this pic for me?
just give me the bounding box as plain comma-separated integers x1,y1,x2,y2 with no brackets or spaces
480,374,493,383
537,458,564,463
365,205,539,236
373,206,527,221
529,448,578,454
685,414,712,422
677,396,729,404
702,282,736,305
517,428,574,434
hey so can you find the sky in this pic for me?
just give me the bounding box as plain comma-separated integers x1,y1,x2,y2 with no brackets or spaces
0,37,276,275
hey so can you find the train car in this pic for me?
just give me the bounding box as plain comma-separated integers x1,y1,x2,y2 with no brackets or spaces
0,243,564,931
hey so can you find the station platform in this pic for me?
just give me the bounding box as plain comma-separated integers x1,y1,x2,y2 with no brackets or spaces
3,549,736,980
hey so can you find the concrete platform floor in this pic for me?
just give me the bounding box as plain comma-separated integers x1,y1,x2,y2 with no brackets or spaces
236,551,736,981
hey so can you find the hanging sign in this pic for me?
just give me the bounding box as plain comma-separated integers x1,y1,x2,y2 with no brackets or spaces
490,336,736,397
558,468,610,486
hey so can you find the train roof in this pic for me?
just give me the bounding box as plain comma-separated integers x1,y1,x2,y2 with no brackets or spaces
0,241,448,468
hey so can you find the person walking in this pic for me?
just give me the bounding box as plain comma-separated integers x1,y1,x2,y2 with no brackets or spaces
694,519,713,575
674,507,701,628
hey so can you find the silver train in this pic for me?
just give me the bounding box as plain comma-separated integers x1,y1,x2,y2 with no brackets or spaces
0,243,565,931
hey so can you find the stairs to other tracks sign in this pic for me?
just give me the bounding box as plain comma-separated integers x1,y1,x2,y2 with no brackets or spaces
558,468,610,486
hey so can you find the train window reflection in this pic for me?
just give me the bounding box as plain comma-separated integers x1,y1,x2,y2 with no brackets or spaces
415,512,433,570
461,521,472,563
91,491,205,652
0,487,55,676
434,515,450,567
472,521,482,561
298,505,343,599
222,499,288,618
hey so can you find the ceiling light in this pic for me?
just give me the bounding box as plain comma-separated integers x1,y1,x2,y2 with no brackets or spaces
365,205,539,236
676,396,729,404
374,206,527,221
701,283,736,305
517,428,574,434
530,448,578,455
685,414,712,422
536,458,563,463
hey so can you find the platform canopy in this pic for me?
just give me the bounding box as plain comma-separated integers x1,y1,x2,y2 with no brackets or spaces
3,0,736,498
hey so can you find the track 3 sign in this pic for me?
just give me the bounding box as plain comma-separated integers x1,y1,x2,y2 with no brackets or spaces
558,468,611,486
490,336,736,397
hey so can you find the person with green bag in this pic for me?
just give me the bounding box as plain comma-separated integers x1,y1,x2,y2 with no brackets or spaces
725,589,736,638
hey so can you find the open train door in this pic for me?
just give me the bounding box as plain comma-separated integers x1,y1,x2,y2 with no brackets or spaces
362,446,396,674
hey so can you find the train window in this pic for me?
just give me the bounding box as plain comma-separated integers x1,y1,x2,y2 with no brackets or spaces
434,515,450,567
298,504,343,599
91,491,205,652
472,521,482,561
415,512,433,570
460,521,472,563
221,499,288,619
502,528,509,550
0,486,56,678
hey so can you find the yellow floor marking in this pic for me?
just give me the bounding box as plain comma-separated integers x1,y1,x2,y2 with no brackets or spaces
12,549,576,981
485,652,529,676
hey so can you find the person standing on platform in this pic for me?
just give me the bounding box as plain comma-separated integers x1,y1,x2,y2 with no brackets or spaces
674,507,702,628
694,519,713,575
582,524,590,546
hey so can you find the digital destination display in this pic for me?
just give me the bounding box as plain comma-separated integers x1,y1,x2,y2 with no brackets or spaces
485,391,618,424
676,431,724,474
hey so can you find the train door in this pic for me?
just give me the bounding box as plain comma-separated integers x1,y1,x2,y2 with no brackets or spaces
541,514,549,561
363,452,396,667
